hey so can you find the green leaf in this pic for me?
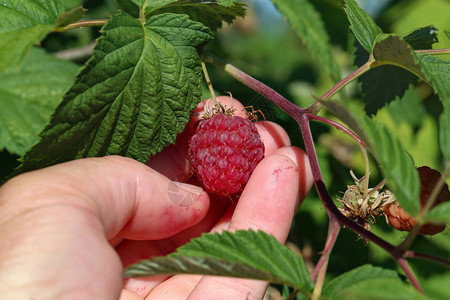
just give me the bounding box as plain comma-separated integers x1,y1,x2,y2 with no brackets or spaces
130,0,145,9
359,64,417,115
125,255,301,287
414,53,450,102
117,0,140,17
0,0,64,72
445,30,450,40
0,48,78,156
55,6,87,28
344,0,383,52
403,25,438,50
372,34,426,80
357,34,449,115
125,230,314,293
270,0,340,81
358,34,426,115
426,202,450,224
323,264,399,298
357,115,420,215
147,0,247,32
439,106,450,162
371,34,450,102
386,85,424,127
423,273,450,300
16,12,213,174
325,278,424,300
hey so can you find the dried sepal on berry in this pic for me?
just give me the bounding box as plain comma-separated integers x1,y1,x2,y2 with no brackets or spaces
338,170,396,238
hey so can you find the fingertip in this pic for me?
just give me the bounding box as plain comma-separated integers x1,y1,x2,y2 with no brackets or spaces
119,289,143,300
228,153,300,242
256,121,291,156
272,147,313,202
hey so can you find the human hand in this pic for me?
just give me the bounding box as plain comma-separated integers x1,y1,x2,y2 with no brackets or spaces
0,97,313,299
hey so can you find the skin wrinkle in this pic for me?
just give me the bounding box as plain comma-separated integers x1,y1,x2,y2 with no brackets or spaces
188,277,262,300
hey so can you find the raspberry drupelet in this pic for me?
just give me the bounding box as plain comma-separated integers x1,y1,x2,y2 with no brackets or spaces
188,113,265,196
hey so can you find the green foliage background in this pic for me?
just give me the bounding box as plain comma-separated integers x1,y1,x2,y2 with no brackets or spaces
0,0,448,298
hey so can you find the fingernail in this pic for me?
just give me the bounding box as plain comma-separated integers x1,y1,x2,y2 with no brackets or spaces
168,181,204,207
171,181,204,195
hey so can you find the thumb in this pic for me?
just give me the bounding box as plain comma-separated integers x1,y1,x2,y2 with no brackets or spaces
0,156,210,242
0,156,209,299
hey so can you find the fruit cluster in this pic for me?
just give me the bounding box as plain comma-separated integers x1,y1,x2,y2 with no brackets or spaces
188,113,264,196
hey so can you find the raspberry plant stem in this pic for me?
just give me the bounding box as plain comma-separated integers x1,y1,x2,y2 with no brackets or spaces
404,251,450,267
208,53,435,294
306,114,365,146
414,48,450,55
311,219,340,299
398,258,424,294
320,58,373,102
201,62,218,102
203,52,306,117
53,19,108,32
311,219,340,282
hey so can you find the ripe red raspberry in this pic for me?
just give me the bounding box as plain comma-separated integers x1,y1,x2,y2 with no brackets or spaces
188,114,265,196
384,166,449,235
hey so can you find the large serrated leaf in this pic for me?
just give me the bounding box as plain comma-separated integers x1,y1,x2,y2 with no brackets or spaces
0,48,78,156
358,34,440,115
124,256,292,285
403,25,438,50
55,6,87,29
325,278,424,300
426,202,450,224
371,35,449,103
152,0,246,30
372,35,426,81
414,53,450,102
147,0,246,31
270,0,340,81
125,230,314,293
0,0,64,72
357,115,420,215
344,0,382,52
322,264,399,299
16,12,213,174
359,64,418,115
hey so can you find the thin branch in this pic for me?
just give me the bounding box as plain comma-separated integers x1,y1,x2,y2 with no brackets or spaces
404,250,450,267
320,58,373,101
203,52,305,118
311,219,340,299
201,62,217,102
306,113,365,146
311,219,340,282
397,258,423,293
54,19,108,32
414,48,450,55
53,43,95,60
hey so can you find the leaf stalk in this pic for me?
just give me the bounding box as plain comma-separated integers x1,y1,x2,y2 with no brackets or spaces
54,19,108,32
